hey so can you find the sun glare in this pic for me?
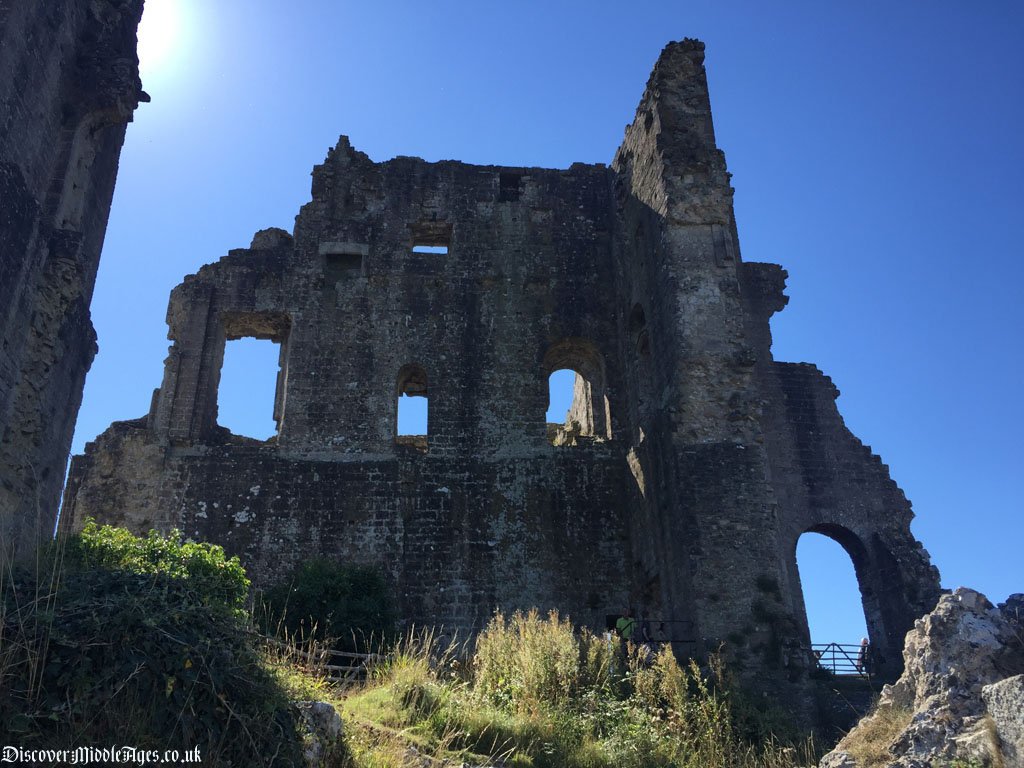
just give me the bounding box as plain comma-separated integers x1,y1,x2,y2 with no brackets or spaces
136,0,180,77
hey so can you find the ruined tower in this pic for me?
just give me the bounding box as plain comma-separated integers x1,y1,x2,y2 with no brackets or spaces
0,0,146,561
62,40,941,687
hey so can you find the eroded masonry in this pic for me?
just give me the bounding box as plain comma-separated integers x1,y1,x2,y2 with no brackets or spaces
0,1,145,561
63,41,941,688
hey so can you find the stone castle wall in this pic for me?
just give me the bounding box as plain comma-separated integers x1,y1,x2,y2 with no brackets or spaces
0,0,145,561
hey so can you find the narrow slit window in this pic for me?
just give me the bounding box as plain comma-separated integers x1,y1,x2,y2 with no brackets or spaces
217,337,283,440
629,303,650,357
412,244,448,255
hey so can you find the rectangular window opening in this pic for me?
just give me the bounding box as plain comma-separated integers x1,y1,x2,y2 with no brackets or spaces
324,252,364,284
408,220,452,256
326,251,363,271
217,337,284,441
396,393,428,452
397,393,428,436
499,172,523,202
319,241,368,282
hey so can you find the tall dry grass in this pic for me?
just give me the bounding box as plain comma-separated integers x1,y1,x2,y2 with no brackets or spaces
342,609,819,768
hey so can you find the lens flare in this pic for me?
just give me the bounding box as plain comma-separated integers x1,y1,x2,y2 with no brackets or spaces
136,0,179,77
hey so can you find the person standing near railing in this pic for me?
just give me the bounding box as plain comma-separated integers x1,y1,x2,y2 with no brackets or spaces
856,637,870,675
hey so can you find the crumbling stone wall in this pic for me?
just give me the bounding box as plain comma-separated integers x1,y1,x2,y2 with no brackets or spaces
62,40,941,693
0,0,145,562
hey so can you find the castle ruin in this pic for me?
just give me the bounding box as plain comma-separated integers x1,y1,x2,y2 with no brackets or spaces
1,0,146,562
59,40,942,687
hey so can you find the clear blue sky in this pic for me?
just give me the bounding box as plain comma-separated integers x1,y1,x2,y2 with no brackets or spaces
73,0,1023,645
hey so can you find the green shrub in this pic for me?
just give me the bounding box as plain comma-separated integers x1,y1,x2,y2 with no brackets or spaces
1,525,306,766
260,558,396,652
65,518,250,613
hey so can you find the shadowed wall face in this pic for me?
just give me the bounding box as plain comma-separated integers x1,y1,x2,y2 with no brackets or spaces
0,1,146,562
61,40,941,696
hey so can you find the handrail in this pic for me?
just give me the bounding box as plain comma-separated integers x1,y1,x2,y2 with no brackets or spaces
615,617,696,644
257,634,381,686
810,642,871,678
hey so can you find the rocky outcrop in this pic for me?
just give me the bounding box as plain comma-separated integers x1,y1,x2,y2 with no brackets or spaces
821,589,1024,768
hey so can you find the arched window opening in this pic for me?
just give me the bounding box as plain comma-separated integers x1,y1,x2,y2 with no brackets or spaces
628,303,651,358
217,337,284,440
628,303,654,439
546,368,589,445
634,223,648,266
396,364,428,451
796,530,870,677
543,339,611,446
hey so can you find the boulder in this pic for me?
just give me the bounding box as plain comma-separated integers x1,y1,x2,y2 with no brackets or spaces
982,674,1024,767
293,700,344,766
819,588,1024,767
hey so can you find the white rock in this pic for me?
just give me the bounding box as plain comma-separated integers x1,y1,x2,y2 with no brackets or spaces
293,700,344,766
983,674,1024,768
819,587,1024,768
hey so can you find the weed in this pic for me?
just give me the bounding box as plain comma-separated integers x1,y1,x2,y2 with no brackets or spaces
835,703,912,768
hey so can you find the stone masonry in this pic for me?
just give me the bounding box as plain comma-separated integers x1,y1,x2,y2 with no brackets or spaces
0,0,146,562
62,41,942,690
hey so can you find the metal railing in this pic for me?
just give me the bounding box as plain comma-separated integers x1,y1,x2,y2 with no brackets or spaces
811,642,870,678
608,617,695,644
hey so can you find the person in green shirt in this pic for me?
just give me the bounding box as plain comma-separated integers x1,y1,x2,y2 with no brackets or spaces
615,611,636,641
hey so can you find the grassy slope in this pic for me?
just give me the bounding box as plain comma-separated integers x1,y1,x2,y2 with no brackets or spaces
3,525,822,767
322,613,820,768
